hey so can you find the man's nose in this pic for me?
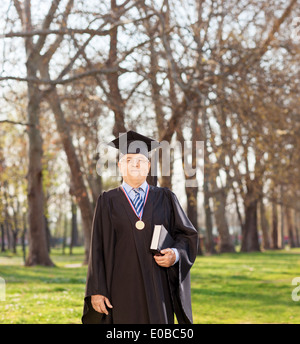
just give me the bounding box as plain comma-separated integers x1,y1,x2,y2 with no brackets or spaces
131,159,140,166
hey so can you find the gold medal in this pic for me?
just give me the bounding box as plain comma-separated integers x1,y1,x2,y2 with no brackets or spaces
135,220,145,230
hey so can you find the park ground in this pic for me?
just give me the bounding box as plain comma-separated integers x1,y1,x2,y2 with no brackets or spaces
0,247,300,324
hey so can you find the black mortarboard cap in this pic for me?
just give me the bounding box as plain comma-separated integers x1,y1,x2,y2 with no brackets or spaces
108,130,160,158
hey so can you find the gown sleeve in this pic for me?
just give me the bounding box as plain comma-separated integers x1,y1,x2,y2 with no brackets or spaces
166,189,199,324
82,193,115,324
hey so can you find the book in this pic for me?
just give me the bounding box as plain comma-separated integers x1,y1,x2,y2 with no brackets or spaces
150,224,174,255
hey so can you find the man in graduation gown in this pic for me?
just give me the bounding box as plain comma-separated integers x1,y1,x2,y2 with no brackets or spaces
82,131,198,324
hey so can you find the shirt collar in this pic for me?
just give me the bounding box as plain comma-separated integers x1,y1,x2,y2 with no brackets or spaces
122,180,148,194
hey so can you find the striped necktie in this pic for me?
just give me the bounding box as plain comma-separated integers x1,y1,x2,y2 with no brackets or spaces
132,188,144,214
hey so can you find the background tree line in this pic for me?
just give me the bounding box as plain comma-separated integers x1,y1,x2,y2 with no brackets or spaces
0,0,299,266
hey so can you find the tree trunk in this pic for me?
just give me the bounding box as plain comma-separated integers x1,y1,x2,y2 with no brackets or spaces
176,125,202,251
214,190,235,253
286,207,296,248
294,211,300,247
271,201,279,249
186,186,202,255
22,212,27,264
62,214,68,255
147,23,171,188
185,186,198,230
13,0,54,266
4,221,11,251
203,179,216,254
241,185,260,252
25,81,54,266
107,0,126,137
159,146,173,189
44,215,51,253
279,185,285,249
47,90,93,264
260,199,271,249
70,198,79,254
1,223,5,252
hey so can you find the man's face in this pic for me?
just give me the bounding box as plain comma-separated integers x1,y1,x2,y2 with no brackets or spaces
118,154,150,180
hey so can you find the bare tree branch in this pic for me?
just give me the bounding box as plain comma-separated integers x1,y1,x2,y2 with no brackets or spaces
0,119,34,127
260,0,298,56
0,14,156,39
1,28,111,38
35,0,64,54
0,66,125,85
12,0,23,24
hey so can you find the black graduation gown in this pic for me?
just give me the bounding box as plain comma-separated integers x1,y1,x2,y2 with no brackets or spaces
82,185,198,324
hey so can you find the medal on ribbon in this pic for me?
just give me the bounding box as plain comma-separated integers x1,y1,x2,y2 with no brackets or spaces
121,184,149,230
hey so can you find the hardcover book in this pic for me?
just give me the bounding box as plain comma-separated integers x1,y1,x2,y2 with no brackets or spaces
150,224,174,255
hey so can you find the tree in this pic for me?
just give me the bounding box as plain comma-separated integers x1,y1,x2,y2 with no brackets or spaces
2,0,135,263
1,0,299,260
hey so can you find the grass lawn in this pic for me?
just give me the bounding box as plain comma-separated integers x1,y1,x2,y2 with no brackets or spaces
0,248,86,324
0,247,300,324
191,248,300,324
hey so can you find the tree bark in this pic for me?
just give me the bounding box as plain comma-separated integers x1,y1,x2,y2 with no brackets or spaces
271,201,279,249
286,207,296,248
1,223,5,252
25,81,54,266
295,211,300,247
214,189,235,253
241,183,260,252
22,212,27,264
62,213,68,255
241,198,260,252
203,180,216,254
260,199,271,249
70,197,79,254
107,0,126,137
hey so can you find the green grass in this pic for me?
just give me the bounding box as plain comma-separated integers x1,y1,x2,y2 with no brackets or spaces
191,248,300,324
0,247,300,324
0,248,86,324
